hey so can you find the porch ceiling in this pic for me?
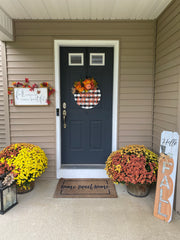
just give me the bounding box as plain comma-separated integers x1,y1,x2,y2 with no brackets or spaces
0,0,173,20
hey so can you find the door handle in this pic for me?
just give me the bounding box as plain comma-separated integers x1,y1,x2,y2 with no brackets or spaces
63,110,67,128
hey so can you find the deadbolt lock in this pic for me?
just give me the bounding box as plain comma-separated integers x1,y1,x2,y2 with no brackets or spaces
63,102,66,109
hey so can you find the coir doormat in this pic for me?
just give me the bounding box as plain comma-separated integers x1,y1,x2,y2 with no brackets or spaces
53,178,117,198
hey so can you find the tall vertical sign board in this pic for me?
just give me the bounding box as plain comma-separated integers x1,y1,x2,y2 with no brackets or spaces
154,131,179,222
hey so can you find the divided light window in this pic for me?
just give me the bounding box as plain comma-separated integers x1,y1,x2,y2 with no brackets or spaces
90,53,105,66
68,53,84,66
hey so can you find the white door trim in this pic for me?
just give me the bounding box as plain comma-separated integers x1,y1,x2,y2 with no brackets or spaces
54,40,119,178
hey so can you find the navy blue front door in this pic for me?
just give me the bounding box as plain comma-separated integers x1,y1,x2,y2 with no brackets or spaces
60,47,113,165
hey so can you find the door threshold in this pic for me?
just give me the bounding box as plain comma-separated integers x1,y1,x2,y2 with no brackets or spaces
57,168,107,179
61,164,105,169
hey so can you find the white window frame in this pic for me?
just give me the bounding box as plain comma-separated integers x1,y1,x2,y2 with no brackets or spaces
54,40,119,179
90,53,105,66
68,53,84,66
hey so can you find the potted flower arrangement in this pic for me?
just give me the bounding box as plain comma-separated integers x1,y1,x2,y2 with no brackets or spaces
105,145,158,197
0,143,48,193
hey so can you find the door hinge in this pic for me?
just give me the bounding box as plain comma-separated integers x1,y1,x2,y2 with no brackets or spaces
56,108,60,116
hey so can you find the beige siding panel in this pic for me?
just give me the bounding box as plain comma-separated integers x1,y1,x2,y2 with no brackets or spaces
155,74,179,86
154,99,177,108
121,48,153,57
155,83,178,93
120,99,152,106
7,20,155,179
121,36,155,42
156,32,180,51
11,130,55,137
11,124,55,131
10,106,55,113
120,93,153,100
154,106,177,117
158,0,180,29
119,130,152,136
156,40,180,61
154,112,176,124
10,118,55,125
120,81,153,88
7,49,53,55
8,68,54,75
156,66,179,80
7,55,53,62
156,50,180,66
10,112,55,119
120,75,153,82
15,21,154,36
156,57,180,72
6,42,53,49
119,106,152,112
157,15,180,43
153,0,180,211
121,41,154,49
153,119,176,131
8,75,53,81
119,124,152,131
7,62,54,68
11,136,55,143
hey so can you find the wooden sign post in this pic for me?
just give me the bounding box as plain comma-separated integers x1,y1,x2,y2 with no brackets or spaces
154,131,179,222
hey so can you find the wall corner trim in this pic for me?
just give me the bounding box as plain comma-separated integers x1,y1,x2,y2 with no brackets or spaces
1,41,10,146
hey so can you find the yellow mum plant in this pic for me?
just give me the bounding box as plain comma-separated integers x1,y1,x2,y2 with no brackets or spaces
0,143,48,190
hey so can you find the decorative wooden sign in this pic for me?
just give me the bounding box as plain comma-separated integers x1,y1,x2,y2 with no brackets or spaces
14,88,48,106
154,131,179,222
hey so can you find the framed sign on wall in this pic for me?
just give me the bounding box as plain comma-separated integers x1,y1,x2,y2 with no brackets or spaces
14,88,48,106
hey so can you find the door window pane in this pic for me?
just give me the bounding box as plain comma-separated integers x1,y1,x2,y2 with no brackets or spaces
90,53,105,66
68,53,84,66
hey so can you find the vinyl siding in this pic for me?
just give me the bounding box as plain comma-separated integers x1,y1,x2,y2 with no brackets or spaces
153,0,180,212
0,41,10,150
153,0,180,153
6,20,155,178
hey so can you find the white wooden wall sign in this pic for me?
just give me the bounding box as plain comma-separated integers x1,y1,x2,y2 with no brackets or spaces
14,88,48,106
154,131,179,222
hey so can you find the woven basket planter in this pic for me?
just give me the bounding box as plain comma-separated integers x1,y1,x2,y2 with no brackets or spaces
17,181,35,194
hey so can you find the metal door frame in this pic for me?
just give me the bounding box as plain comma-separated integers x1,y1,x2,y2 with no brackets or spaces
54,40,119,178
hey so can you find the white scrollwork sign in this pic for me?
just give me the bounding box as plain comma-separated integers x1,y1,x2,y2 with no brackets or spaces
14,88,48,106
154,131,179,222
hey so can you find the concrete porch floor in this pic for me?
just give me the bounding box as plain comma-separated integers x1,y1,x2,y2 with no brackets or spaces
0,180,180,240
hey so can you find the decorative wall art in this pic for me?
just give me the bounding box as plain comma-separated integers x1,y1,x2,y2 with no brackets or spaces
14,88,48,106
72,78,101,109
154,131,179,223
8,78,55,106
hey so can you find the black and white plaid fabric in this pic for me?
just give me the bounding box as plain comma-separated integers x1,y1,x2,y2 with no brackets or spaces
74,89,101,109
